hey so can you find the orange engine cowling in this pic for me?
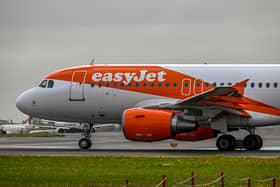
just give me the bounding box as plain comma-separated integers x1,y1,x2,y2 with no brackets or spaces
174,127,216,141
122,108,197,141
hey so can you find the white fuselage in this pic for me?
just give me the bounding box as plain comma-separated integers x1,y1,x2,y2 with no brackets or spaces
16,64,280,127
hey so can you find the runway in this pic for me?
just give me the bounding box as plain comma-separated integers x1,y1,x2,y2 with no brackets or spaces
0,131,280,157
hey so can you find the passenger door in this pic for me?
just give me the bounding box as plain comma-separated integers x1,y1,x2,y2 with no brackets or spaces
69,71,87,101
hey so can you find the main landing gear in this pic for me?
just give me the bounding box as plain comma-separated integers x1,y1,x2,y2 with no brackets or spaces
216,135,236,151
216,133,263,151
78,123,93,149
243,134,263,150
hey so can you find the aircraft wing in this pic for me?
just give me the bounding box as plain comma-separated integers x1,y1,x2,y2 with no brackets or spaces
141,79,280,117
141,79,247,108
176,79,249,106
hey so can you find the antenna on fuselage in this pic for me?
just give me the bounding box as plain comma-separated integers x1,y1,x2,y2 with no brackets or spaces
90,58,95,65
200,56,208,64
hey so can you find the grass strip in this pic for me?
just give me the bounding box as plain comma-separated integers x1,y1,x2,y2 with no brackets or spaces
0,155,279,187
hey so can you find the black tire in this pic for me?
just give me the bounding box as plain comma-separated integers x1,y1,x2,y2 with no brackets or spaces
57,128,64,133
79,138,92,149
243,135,261,150
244,134,263,150
216,135,236,151
255,135,263,150
228,135,237,150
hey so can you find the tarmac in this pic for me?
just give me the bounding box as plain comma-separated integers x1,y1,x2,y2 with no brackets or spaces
0,130,280,157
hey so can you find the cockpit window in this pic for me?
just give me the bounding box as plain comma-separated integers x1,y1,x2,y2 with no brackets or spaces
47,80,54,88
39,80,48,88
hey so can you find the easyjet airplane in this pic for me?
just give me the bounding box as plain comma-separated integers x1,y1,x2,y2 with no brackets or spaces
16,64,280,150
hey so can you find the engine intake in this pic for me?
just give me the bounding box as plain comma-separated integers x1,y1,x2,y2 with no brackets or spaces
122,108,197,141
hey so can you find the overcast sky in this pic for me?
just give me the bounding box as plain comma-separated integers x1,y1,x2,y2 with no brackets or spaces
0,0,279,121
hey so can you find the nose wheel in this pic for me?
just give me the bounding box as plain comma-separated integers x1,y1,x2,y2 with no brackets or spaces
79,138,92,149
78,123,94,149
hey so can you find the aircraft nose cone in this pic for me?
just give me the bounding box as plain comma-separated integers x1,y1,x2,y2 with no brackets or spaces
16,92,28,113
16,88,35,115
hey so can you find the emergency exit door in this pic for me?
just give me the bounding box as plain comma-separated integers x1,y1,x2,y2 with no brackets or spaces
181,79,191,96
69,71,87,101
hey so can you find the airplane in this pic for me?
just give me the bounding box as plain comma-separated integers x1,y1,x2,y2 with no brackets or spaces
0,116,36,134
1,124,34,134
15,64,280,150
36,119,117,133
0,116,73,134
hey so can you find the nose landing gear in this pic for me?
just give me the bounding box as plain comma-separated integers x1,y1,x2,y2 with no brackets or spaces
78,123,93,149
79,138,92,149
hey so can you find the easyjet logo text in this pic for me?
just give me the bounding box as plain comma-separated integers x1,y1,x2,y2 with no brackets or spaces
91,70,166,84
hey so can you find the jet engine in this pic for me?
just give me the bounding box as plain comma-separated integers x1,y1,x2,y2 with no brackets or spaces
174,127,217,141
122,108,197,141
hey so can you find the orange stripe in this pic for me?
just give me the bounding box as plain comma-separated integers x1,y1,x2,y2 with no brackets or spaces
45,65,214,99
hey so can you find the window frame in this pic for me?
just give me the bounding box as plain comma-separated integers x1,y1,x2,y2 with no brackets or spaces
47,80,54,88
39,80,48,88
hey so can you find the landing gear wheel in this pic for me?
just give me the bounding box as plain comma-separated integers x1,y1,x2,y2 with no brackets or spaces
79,138,92,149
244,134,262,150
216,135,236,151
228,135,237,150
255,135,263,150
79,123,94,149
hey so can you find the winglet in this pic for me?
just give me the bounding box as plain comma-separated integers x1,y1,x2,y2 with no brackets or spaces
232,79,249,95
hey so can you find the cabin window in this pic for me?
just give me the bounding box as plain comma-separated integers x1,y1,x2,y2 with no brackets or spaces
165,82,170,88
184,82,188,88
39,80,48,88
105,82,110,87
121,83,125,87
98,82,102,87
196,82,201,88
220,82,224,86
91,82,95,87
158,83,162,88
251,82,255,88
213,82,217,87
274,83,278,88
173,82,177,88
205,82,209,88
136,83,139,88
228,82,232,86
151,83,154,88
143,82,147,88
266,83,270,88
128,83,132,87
258,83,262,88
47,80,54,88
